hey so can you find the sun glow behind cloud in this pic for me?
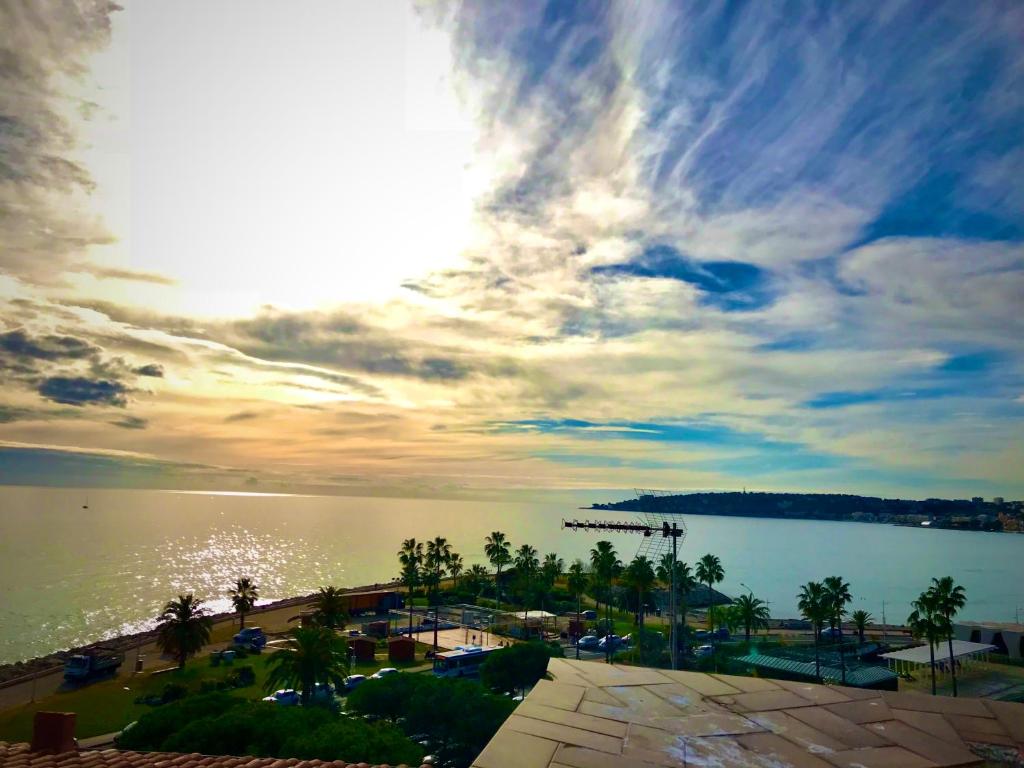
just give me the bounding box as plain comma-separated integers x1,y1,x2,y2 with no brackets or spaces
1,0,1022,498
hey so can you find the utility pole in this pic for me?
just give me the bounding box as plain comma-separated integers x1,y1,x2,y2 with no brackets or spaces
881,600,887,645
561,518,684,669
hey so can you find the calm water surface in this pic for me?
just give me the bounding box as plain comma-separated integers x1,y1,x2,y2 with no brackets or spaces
1,486,1022,663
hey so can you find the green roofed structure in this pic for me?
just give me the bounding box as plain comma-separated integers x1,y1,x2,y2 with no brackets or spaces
733,651,899,690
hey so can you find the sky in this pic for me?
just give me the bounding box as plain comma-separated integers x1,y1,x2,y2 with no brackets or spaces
1,0,1022,500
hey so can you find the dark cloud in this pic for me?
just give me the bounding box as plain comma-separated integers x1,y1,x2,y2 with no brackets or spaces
37,376,127,407
0,328,100,361
225,410,261,422
134,363,164,377
112,415,147,429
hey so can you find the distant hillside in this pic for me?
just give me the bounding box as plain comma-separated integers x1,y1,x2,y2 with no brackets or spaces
590,491,1023,532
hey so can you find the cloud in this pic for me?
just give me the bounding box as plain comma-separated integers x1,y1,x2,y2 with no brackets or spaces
37,376,127,407
0,0,121,284
0,328,100,362
81,266,177,286
112,415,147,429
133,363,164,377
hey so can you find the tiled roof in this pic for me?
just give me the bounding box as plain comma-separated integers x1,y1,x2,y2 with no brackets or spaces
0,742,431,768
471,658,1024,767
733,653,899,687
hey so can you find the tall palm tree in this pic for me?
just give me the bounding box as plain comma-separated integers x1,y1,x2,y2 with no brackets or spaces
908,591,945,695
513,544,540,636
797,581,828,682
265,626,350,706
657,555,695,658
447,552,464,590
695,553,725,659
541,553,564,613
484,531,512,613
624,556,656,662
228,577,259,630
733,593,770,641
928,577,967,697
425,536,452,653
311,585,348,630
823,576,852,684
156,594,213,670
398,538,423,635
464,563,490,599
566,559,588,659
590,541,620,663
851,609,872,643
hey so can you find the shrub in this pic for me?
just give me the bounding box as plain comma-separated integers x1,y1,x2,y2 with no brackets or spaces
116,693,241,750
282,718,422,765
161,682,188,704
480,642,552,696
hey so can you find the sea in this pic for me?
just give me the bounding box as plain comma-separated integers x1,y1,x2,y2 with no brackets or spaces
1,485,1022,665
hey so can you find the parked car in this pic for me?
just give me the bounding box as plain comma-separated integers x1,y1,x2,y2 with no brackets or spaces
582,610,597,621
694,630,711,641
694,645,714,658
233,627,267,650
371,667,399,679
820,627,842,640
262,689,300,706
597,634,623,650
342,674,367,692
306,682,334,703
713,628,730,641
577,635,600,649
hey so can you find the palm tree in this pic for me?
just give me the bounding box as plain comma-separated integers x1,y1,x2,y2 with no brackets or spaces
851,609,872,643
311,585,348,630
657,555,696,658
928,577,967,697
513,544,540,636
733,593,770,641
398,538,423,635
797,581,828,682
156,594,213,670
484,531,512,612
624,556,656,662
567,559,588,659
695,554,725,659
265,626,350,706
228,577,259,630
590,541,620,663
447,552,464,590
464,563,490,600
823,576,852,684
908,591,945,695
540,553,563,613
425,536,452,653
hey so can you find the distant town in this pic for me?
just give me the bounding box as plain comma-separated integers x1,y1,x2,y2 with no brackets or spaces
590,491,1024,533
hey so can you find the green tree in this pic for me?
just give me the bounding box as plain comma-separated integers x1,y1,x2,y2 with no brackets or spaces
851,609,872,643
265,626,350,706
733,593,770,641
623,556,656,630
447,552,464,589
514,544,540,635
398,538,423,635
797,581,829,682
484,531,512,612
480,642,552,697
311,585,348,630
228,577,259,630
463,563,490,600
425,536,452,652
657,555,696,657
695,553,725,657
907,591,945,695
589,541,621,663
156,593,213,670
539,552,563,614
928,576,967,697
823,575,852,684
566,559,588,659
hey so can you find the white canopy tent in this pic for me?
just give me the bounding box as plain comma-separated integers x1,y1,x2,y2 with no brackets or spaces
880,640,996,676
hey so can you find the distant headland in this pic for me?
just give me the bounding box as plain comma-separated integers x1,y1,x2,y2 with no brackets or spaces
589,491,1024,533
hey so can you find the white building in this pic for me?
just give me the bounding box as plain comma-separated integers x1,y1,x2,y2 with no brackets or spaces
954,621,1024,660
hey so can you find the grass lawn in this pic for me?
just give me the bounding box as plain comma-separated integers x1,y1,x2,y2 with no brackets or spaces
0,640,437,743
